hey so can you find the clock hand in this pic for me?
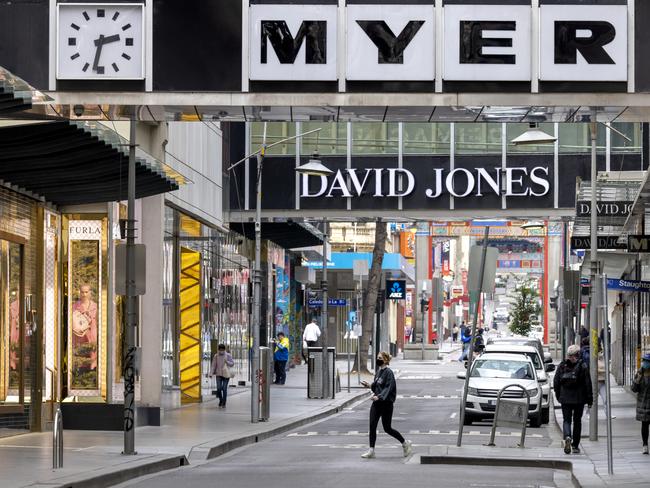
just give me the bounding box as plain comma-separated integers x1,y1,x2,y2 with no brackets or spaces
94,34,120,46
92,34,105,72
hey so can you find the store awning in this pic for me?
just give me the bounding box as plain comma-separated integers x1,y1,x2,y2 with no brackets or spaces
0,66,52,116
229,222,323,249
0,120,186,206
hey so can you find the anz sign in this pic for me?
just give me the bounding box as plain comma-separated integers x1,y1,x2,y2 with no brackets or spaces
249,3,628,82
387,280,406,300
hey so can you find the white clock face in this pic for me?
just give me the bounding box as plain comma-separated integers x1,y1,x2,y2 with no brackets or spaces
57,3,145,80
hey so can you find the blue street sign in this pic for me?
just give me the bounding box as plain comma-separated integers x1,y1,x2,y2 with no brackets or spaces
308,298,348,308
606,278,650,293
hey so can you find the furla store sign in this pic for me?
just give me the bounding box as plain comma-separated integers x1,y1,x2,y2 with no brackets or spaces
301,166,550,200
249,3,628,82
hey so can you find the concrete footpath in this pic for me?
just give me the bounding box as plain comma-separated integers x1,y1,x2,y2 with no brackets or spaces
0,360,368,488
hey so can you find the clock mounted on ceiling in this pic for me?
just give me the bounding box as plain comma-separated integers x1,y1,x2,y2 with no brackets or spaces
57,3,145,80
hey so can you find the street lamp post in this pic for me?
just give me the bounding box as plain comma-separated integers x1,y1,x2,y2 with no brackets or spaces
589,116,599,440
321,221,330,399
227,124,330,422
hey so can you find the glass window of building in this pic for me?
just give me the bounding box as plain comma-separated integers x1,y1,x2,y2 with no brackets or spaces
300,122,347,155
611,122,641,154
351,122,399,155
557,123,606,153
250,122,296,156
456,123,502,154
403,123,451,154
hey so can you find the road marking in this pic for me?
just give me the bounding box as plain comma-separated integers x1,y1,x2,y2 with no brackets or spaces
450,412,457,419
399,375,442,380
397,394,459,399
288,431,543,438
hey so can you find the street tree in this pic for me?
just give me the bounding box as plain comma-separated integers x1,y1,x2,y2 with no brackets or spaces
509,282,541,337
355,219,387,375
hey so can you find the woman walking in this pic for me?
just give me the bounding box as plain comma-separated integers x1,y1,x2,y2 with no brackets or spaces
631,352,650,454
360,352,412,459
210,344,235,408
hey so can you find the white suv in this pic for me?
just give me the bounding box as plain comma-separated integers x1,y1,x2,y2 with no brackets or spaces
458,353,544,427
483,344,555,424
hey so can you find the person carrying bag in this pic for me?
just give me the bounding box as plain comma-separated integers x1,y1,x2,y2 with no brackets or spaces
631,352,650,455
210,344,235,408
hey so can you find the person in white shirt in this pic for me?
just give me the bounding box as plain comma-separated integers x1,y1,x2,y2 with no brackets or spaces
302,318,321,363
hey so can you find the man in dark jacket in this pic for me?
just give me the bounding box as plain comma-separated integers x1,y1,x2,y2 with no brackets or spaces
554,344,593,454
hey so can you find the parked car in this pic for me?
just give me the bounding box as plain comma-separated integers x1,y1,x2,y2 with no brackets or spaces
529,325,544,341
458,353,543,427
486,335,552,364
483,344,555,424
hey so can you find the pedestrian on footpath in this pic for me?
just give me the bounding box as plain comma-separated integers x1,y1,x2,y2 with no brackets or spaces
210,344,235,408
554,344,592,454
452,324,459,343
273,332,290,385
631,352,650,455
459,326,472,362
302,318,321,364
359,352,412,459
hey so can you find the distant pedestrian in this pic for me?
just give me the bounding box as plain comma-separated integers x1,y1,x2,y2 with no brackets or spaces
273,332,290,385
360,352,412,459
472,328,485,357
405,326,413,343
631,353,650,455
579,325,589,341
210,344,235,408
459,326,472,362
580,336,590,366
302,318,321,363
452,324,459,343
554,345,592,454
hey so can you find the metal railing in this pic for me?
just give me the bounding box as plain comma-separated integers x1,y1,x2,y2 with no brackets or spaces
53,407,63,469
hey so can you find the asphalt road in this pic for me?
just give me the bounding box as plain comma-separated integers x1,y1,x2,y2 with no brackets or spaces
120,358,560,488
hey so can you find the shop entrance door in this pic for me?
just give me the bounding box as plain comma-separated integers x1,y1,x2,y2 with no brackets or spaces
0,239,29,435
179,247,201,404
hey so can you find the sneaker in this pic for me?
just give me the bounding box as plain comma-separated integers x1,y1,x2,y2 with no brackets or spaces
643,445,649,455
564,437,572,454
402,440,413,457
572,446,581,454
361,449,375,459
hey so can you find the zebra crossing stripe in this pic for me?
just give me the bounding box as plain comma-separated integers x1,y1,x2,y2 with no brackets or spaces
288,430,544,438
396,394,460,399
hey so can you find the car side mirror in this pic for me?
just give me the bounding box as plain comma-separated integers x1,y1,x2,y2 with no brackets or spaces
545,363,556,372
456,371,466,380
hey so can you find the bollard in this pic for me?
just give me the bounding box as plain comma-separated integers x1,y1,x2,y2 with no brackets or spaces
53,407,63,469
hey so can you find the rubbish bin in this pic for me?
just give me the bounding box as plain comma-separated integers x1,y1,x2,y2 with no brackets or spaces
307,347,336,399
259,347,272,421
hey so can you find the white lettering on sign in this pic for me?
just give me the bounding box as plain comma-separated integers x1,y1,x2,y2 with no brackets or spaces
300,166,551,200
249,3,627,82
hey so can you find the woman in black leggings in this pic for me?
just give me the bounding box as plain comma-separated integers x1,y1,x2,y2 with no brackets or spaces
360,352,412,459
632,353,650,455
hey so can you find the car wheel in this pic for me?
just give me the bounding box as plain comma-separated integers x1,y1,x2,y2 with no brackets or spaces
541,407,550,425
530,412,542,428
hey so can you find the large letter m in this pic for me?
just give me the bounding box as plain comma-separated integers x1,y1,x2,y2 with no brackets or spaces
261,20,327,64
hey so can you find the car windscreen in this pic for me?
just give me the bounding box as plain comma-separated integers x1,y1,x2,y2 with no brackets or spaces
486,350,542,369
470,359,534,380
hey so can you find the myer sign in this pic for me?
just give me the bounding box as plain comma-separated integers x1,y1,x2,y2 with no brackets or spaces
249,3,627,82
301,166,550,199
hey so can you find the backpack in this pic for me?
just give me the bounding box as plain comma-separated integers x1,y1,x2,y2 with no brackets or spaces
560,362,580,386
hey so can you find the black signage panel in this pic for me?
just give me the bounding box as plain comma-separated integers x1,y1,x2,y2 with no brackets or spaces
386,280,406,300
570,235,626,250
627,235,650,253
576,201,632,217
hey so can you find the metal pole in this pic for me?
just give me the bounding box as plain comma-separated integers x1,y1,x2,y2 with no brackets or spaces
251,123,267,423
357,277,362,384
457,226,490,447
321,221,330,399
599,275,614,474
589,117,599,440
52,407,63,468
123,114,137,455
347,329,351,393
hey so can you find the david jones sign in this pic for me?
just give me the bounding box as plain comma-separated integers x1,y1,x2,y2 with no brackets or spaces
250,3,628,81
301,166,550,199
